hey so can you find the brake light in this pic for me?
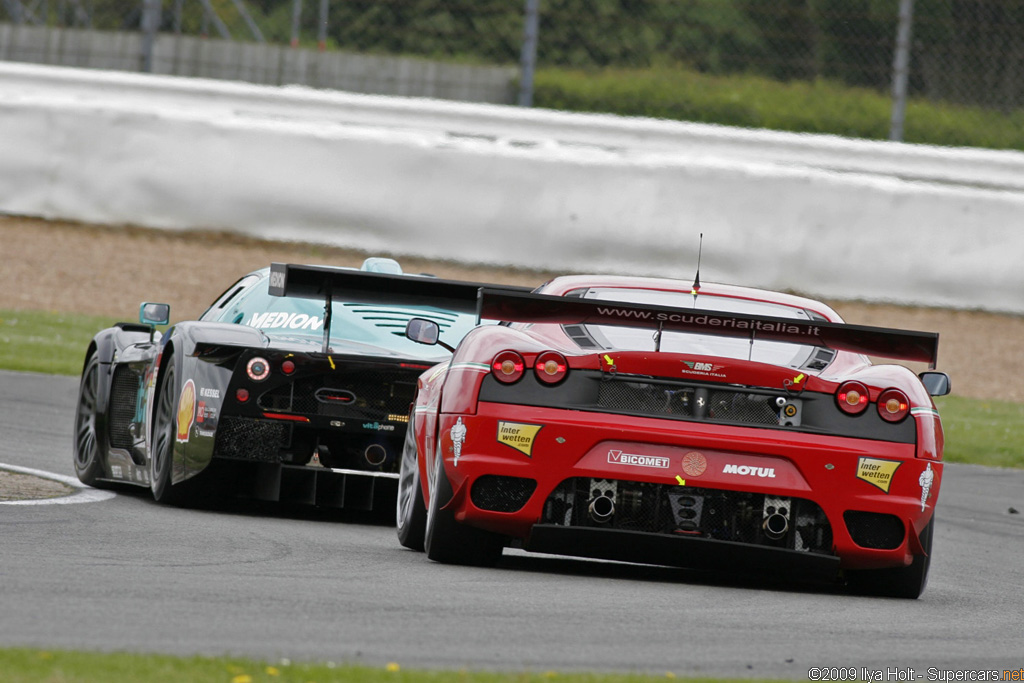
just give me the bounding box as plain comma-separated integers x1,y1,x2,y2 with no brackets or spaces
837,381,870,415
877,389,910,422
534,351,568,384
281,359,296,375
491,351,525,384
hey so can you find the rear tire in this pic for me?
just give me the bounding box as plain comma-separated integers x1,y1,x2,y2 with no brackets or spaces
150,361,190,506
73,353,108,487
423,443,504,567
847,521,933,599
396,424,427,551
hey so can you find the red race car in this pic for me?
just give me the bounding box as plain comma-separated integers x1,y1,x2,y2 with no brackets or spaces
396,275,950,598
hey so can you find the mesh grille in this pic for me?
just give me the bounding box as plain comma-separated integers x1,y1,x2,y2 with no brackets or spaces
542,477,833,554
108,365,139,449
596,380,784,427
257,371,417,419
214,417,287,462
470,475,537,513
844,511,906,550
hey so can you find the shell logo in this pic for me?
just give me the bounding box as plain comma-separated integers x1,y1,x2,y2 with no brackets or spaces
176,379,196,443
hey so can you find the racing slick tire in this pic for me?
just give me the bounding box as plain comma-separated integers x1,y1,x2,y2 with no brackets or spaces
846,521,934,599
150,361,190,506
396,422,427,551
73,353,109,488
424,441,504,567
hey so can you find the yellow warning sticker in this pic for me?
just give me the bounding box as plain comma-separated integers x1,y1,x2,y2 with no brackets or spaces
856,457,902,493
496,422,543,457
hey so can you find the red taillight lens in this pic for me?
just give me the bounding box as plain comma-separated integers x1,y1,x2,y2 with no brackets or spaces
534,351,568,384
281,359,296,375
837,381,870,415
877,388,910,422
491,351,525,384
236,388,250,403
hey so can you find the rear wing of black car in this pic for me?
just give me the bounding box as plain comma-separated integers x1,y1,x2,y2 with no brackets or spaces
268,263,532,352
476,289,940,367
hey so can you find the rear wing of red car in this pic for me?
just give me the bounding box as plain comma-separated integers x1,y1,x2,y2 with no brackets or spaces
476,288,940,367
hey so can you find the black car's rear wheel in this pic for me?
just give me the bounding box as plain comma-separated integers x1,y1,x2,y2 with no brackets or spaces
396,423,427,551
150,361,188,505
423,440,504,566
73,353,108,487
846,520,933,599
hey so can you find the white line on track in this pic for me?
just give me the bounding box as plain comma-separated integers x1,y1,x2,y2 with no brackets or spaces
0,463,116,505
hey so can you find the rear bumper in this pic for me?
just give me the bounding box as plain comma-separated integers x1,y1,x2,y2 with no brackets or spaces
436,403,940,572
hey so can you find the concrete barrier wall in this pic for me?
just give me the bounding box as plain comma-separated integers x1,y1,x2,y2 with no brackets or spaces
0,24,517,102
2,62,1023,313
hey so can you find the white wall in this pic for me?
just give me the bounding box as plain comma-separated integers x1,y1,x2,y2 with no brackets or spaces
2,62,1023,313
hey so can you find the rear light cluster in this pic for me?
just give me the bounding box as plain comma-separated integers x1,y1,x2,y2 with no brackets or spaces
236,355,297,403
836,381,910,422
491,350,568,385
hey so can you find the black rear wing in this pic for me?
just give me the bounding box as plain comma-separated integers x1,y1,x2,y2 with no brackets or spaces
268,263,532,353
268,263,531,312
477,289,940,367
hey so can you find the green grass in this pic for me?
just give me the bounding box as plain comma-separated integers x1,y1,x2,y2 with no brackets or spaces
533,66,1024,151
2,308,1020,469
0,310,122,376
933,395,1024,469
0,649,749,683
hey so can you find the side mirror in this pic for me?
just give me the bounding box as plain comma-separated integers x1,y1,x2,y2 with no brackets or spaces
919,371,951,397
406,318,440,346
139,302,170,326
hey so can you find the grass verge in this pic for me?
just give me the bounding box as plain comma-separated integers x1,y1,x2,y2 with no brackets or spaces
2,308,1021,469
0,648,743,683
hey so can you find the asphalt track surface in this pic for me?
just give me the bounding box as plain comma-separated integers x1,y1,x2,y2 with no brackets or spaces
2,369,1023,677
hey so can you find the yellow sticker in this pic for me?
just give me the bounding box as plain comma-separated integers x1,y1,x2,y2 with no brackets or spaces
497,422,543,457
856,457,902,493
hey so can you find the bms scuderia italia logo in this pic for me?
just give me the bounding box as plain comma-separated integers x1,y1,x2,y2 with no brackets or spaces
681,361,726,378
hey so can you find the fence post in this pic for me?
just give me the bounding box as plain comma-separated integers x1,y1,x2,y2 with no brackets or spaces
140,0,162,73
889,0,914,142
290,0,302,47
518,0,540,107
317,0,328,51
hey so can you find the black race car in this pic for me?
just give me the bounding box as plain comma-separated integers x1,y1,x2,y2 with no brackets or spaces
72,258,528,508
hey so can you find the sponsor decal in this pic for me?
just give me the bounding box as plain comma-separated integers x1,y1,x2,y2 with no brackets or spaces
856,457,901,493
362,422,396,432
199,387,220,399
196,400,206,424
450,417,467,466
176,380,196,443
681,451,707,477
593,306,823,337
246,311,324,331
111,465,123,478
608,450,670,469
681,360,726,378
919,462,935,511
722,463,776,478
497,422,543,457
269,269,286,291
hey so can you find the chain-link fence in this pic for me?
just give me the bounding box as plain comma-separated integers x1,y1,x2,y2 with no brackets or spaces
2,0,1021,149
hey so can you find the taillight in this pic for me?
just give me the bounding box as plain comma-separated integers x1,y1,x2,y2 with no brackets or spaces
235,388,250,403
491,351,525,384
837,381,870,415
534,351,568,385
877,388,910,422
247,357,270,381
281,359,296,375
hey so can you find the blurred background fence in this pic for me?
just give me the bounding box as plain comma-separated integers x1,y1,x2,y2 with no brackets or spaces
2,0,1022,150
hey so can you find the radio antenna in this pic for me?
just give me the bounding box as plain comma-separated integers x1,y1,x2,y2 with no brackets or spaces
691,233,703,307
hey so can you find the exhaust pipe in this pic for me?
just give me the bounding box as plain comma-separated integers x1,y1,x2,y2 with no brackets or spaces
762,512,789,539
364,444,387,467
588,494,615,523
